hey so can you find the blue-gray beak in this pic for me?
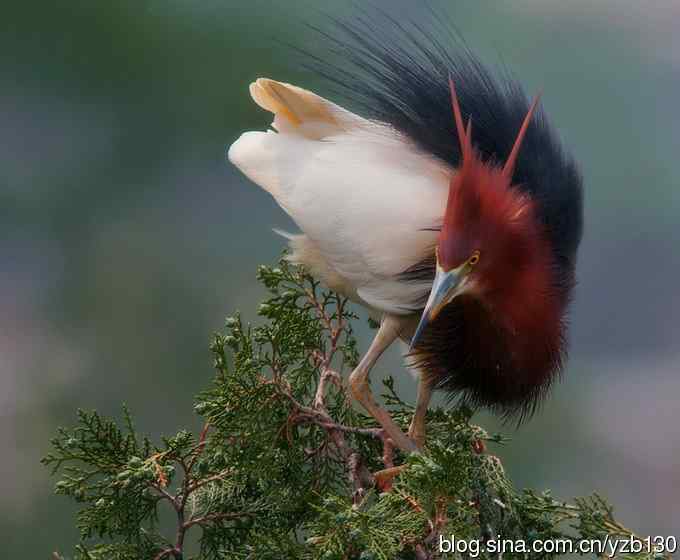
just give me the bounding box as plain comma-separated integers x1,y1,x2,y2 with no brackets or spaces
409,262,469,351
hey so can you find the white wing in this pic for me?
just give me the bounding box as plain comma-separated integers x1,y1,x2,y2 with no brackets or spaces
228,78,449,314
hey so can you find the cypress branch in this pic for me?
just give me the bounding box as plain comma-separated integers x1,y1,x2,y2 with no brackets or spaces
43,257,668,559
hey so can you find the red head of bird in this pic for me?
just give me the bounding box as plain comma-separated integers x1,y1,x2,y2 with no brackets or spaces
409,80,571,419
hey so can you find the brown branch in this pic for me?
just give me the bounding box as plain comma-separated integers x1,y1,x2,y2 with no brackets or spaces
348,452,368,507
150,482,180,512
422,496,450,549
303,285,335,335
379,437,396,491
173,505,186,559
148,452,171,488
305,418,383,439
318,409,370,480
185,467,233,494
153,548,178,560
185,422,210,476
382,436,395,470
313,367,334,411
414,545,430,560
283,290,377,494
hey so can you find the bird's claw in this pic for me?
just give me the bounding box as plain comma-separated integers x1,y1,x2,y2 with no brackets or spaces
373,465,407,491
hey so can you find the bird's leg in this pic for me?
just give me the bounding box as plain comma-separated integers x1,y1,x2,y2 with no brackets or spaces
349,315,417,453
374,373,433,489
408,376,433,449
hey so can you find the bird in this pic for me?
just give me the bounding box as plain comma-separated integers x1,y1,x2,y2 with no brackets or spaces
227,17,583,453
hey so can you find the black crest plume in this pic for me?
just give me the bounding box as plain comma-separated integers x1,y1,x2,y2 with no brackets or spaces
312,10,583,281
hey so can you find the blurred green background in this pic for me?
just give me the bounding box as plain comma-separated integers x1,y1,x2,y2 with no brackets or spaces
2,1,679,556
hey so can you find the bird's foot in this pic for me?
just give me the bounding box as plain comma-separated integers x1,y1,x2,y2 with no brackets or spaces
349,376,417,454
388,429,419,454
373,465,408,491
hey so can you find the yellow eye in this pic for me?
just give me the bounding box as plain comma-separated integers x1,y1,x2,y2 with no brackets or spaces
468,252,480,266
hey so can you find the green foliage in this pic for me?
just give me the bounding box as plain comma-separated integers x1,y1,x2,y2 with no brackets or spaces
44,258,666,559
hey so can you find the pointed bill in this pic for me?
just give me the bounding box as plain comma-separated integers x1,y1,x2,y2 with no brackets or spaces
409,261,470,351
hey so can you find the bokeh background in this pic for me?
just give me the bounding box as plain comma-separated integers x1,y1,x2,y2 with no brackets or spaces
3,1,679,556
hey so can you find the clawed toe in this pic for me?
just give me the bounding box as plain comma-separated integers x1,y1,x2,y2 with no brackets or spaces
373,465,407,491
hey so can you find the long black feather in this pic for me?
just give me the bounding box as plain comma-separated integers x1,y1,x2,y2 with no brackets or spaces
312,11,583,290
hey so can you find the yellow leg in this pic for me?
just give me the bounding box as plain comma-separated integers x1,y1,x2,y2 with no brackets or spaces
349,315,417,453
373,465,408,490
408,375,433,449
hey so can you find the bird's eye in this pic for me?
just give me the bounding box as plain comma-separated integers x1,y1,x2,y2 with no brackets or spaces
468,252,480,266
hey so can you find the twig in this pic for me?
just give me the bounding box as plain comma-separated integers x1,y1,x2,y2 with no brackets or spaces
348,452,369,507
185,468,233,494
382,436,395,470
414,544,430,560
185,422,210,475
150,482,180,512
298,290,375,492
183,511,255,530
153,548,177,560
313,367,335,411
296,415,383,439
